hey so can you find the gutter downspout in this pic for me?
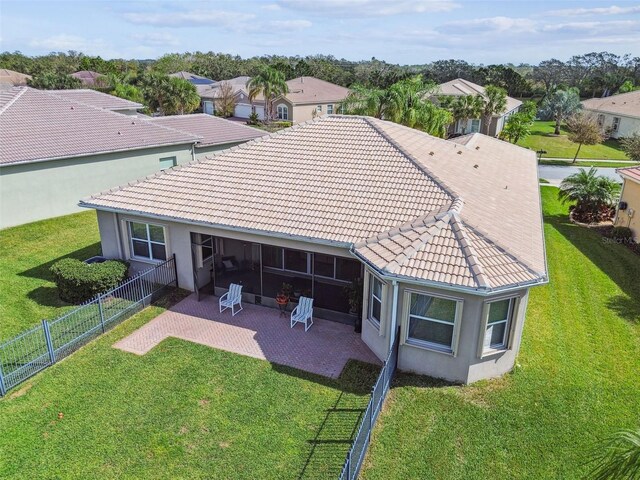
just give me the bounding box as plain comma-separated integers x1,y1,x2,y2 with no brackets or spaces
389,280,399,353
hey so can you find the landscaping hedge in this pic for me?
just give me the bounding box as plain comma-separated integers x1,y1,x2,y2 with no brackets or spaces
50,258,129,304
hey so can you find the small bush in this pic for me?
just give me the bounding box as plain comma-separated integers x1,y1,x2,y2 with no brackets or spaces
50,258,129,304
246,112,260,125
611,227,634,242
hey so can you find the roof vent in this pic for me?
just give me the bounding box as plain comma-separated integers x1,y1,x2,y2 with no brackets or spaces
475,146,480,150
70,106,74,110
131,121,136,125
429,151,435,156
457,151,462,155
474,164,479,169
117,131,122,135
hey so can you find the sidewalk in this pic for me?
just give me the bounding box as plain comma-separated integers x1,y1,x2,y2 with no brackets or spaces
542,157,636,163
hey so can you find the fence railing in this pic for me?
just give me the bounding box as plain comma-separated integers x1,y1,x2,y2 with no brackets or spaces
338,327,400,480
0,255,178,396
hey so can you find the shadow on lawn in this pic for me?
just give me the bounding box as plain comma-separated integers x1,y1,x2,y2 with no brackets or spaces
544,213,640,323
18,243,101,282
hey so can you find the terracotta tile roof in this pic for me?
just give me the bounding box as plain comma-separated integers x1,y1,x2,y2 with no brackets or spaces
147,114,265,147
50,89,142,111
284,77,350,104
582,90,640,119
82,115,547,291
0,87,200,166
71,70,106,87
437,78,522,113
618,166,640,183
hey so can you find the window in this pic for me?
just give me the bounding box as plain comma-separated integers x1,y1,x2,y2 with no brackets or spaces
316,105,322,113
203,101,214,115
407,292,460,352
470,119,480,133
597,114,605,127
277,104,288,120
159,156,176,170
483,298,515,352
128,222,166,261
612,117,620,132
327,104,334,114
368,276,383,326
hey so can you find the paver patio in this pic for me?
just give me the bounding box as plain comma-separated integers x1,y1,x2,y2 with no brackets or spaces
114,293,381,378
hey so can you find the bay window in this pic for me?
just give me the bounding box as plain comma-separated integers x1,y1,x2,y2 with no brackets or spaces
406,292,461,353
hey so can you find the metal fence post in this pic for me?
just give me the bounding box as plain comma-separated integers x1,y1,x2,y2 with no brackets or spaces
0,363,6,397
97,295,105,333
172,253,179,289
347,451,351,480
42,320,56,365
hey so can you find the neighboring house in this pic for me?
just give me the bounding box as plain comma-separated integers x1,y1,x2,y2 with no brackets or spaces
71,70,108,88
582,90,640,139
81,115,547,384
169,71,216,95
436,78,522,136
147,114,264,158
614,166,640,239
271,77,350,123
199,76,263,118
0,69,32,87
50,89,143,115
0,88,267,229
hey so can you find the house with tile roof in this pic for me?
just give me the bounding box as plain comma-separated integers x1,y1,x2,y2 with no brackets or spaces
435,78,522,137
51,89,143,115
81,115,547,383
0,69,32,87
614,166,640,240
169,71,216,96
199,76,263,118
582,90,640,139
0,87,263,228
71,70,108,88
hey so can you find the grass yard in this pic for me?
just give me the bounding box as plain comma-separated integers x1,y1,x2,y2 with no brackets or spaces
361,188,640,479
0,212,100,341
0,291,379,479
518,120,629,160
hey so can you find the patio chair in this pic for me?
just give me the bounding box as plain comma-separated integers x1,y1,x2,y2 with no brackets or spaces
219,283,243,316
291,296,313,331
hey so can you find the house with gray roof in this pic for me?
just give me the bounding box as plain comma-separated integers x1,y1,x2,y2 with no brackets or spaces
81,115,547,384
51,89,143,115
436,78,522,137
0,87,263,228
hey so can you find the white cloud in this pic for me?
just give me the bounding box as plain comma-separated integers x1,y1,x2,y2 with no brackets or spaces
130,32,180,47
438,16,536,35
541,20,639,34
122,10,254,28
278,0,460,17
546,4,640,16
262,3,281,11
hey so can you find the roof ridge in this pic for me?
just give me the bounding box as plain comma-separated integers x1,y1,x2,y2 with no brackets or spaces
0,86,27,116
362,116,462,203
449,213,490,289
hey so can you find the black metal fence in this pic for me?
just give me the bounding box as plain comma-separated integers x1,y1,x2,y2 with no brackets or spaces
0,255,178,396
338,327,400,480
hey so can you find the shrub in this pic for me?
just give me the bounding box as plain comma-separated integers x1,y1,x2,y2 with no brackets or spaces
50,258,129,304
611,227,634,243
247,112,260,125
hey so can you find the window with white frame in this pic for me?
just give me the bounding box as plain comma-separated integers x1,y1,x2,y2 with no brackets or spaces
316,105,322,113
368,275,383,326
470,119,481,133
327,104,334,114
483,298,515,352
277,104,288,120
128,222,167,261
406,292,461,353
159,156,177,170
612,116,620,132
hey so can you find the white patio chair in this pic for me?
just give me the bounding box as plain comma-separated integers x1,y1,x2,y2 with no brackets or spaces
291,296,313,331
219,283,243,316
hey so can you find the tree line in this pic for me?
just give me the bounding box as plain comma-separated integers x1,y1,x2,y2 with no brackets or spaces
2,50,639,98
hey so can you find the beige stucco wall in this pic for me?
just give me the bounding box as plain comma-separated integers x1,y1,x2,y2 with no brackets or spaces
614,178,640,239
272,98,341,123
360,267,531,384
584,110,640,139
0,144,194,230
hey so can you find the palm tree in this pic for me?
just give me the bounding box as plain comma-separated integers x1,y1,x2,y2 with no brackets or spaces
479,85,507,135
587,428,640,480
558,167,621,222
539,87,582,135
165,77,200,115
450,94,484,135
246,67,288,122
340,84,391,119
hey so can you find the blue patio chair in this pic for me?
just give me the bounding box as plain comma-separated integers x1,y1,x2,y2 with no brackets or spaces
219,283,243,316
291,296,313,331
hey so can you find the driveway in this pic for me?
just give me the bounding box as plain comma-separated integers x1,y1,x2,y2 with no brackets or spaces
114,293,380,379
538,165,622,186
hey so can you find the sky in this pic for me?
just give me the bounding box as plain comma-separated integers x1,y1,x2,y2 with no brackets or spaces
1,0,639,65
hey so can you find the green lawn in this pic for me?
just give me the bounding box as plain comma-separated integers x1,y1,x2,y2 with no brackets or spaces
361,188,640,479
0,291,379,479
0,212,100,341
518,120,629,160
